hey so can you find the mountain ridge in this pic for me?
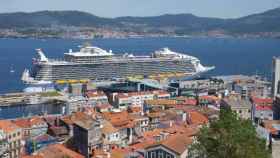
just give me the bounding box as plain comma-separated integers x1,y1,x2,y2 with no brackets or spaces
1,7,280,37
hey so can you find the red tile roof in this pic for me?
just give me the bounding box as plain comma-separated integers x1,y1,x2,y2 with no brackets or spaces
187,111,209,125
161,134,193,154
13,116,46,128
102,111,134,129
37,144,84,158
0,120,21,133
145,133,193,155
61,112,91,126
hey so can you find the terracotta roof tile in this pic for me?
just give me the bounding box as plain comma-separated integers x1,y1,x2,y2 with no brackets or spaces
161,134,193,154
13,116,46,128
37,144,84,158
145,133,193,155
102,111,134,129
187,111,209,125
61,112,91,125
101,120,118,134
0,120,21,133
111,148,128,158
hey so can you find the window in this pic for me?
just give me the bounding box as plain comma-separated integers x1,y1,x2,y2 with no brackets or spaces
158,151,164,158
166,154,172,158
151,151,156,158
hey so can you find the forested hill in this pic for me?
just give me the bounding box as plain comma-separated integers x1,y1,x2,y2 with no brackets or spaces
1,7,280,35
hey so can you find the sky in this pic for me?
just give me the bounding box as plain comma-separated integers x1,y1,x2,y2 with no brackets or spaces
1,0,280,18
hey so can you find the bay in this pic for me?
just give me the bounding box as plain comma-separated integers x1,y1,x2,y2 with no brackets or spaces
0,37,280,94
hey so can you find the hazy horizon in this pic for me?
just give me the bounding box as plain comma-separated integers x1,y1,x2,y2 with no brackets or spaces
1,0,280,18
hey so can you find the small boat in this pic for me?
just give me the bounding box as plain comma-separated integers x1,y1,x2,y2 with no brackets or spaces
10,66,15,73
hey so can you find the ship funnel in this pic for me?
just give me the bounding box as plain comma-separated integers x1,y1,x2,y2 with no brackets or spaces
36,49,48,62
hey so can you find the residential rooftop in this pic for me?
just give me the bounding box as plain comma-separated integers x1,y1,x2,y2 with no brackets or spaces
36,144,84,158
0,120,21,133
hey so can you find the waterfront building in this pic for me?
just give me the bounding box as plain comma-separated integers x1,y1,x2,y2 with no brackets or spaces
0,120,22,158
110,90,170,110
174,78,225,97
272,57,280,98
0,92,66,119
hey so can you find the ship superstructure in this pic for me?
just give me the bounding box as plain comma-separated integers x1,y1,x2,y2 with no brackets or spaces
22,45,214,84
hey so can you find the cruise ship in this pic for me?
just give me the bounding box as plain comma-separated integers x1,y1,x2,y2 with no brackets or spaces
22,44,215,84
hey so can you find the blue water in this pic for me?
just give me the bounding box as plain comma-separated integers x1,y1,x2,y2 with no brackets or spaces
0,103,65,119
0,37,280,94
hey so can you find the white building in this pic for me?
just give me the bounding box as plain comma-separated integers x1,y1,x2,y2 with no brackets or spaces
111,90,170,110
0,129,8,158
86,90,109,106
272,57,280,98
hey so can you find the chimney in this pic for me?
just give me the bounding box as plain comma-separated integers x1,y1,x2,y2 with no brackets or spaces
182,112,187,122
169,120,173,127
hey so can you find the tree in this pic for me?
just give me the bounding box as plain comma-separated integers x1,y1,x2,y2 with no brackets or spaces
188,109,271,158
